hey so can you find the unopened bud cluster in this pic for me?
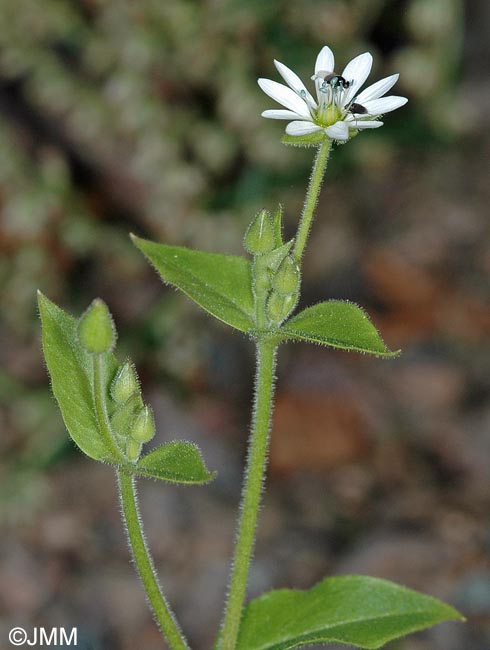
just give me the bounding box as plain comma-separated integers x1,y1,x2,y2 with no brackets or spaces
77,300,155,463
244,207,300,328
110,361,155,462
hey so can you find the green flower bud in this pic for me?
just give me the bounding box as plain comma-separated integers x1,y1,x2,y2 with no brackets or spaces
126,438,142,463
77,299,117,354
131,405,156,443
111,393,144,438
243,209,276,255
272,255,300,296
111,361,140,404
252,256,272,295
266,291,298,326
260,239,293,274
254,270,271,293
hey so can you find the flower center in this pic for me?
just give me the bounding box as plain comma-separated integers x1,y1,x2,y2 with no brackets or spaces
315,86,346,127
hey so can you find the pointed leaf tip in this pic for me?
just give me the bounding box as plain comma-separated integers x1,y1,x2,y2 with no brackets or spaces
39,295,119,460
281,300,399,357
132,237,255,333
132,441,216,484
237,575,463,650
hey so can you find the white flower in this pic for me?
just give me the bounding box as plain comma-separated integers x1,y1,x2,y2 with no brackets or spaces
258,46,407,141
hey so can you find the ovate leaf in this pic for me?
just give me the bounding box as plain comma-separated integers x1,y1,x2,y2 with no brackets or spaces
281,300,399,357
237,575,463,650
134,441,215,484
38,292,118,460
131,236,254,333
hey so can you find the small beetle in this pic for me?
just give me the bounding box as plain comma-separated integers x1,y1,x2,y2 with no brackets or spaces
314,70,351,90
349,102,368,114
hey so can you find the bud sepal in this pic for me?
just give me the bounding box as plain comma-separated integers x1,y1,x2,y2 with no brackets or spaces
272,255,300,296
111,361,140,404
131,405,156,444
77,299,117,355
244,209,276,255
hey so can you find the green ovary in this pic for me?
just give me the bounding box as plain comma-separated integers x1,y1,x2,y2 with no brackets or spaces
315,102,343,127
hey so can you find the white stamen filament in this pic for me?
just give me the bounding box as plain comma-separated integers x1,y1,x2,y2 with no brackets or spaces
316,85,345,126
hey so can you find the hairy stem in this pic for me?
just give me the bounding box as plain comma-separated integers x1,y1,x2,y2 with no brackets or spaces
292,139,332,263
118,470,189,650
219,337,278,649
94,357,188,648
93,354,124,462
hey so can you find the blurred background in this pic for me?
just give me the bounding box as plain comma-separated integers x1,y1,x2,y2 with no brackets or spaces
0,0,489,648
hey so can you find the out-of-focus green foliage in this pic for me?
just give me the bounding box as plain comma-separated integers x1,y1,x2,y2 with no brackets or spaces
0,0,464,512
0,0,463,324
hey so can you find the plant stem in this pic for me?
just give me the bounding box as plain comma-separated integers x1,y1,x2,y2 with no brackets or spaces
253,257,270,330
118,470,190,650
93,354,124,462
94,359,188,648
219,337,278,649
292,139,332,263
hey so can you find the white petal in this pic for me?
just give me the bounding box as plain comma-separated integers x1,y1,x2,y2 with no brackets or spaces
362,96,408,115
315,46,335,75
342,52,373,104
356,74,399,104
258,78,311,118
325,120,350,140
261,109,302,120
274,60,317,108
355,120,384,129
285,121,322,136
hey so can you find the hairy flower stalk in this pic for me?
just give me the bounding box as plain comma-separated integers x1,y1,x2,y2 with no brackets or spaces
219,45,408,648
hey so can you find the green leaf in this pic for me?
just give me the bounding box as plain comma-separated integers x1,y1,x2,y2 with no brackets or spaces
281,131,329,148
132,441,216,484
38,292,118,460
281,300,399,357
131,235,255,333
237,575,464,650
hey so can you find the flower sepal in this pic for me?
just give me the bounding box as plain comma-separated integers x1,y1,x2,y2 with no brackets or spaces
281,130,329,148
